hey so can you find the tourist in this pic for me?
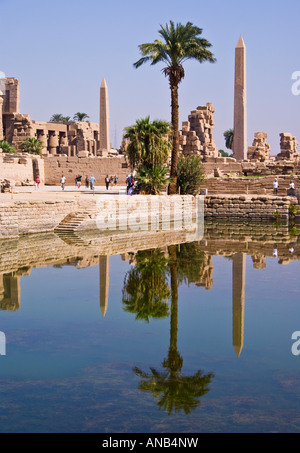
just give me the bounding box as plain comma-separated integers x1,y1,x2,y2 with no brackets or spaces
35,177,40,190
85,175,89,189
90,175,96,190
109,175,114,189
61,175,66,191
114,175,118,185
289,180,296,196
126,174,133,193
76,174,82,189
273,178,279,195
105,175,110,190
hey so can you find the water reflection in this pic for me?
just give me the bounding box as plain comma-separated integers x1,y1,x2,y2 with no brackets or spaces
133,244,214,414
0,221,299,360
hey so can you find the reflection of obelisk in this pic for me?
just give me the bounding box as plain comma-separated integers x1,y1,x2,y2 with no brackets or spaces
99,255,109,317
232,253,246,357
99,78,110,156
233,36,247,161
0,274,21,311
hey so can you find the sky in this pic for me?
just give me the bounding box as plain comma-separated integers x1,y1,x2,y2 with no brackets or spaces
1,0,300,154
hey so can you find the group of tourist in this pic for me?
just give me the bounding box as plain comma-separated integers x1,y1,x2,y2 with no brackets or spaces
273,178,296,196
126,173,139,195
105,175,118,190
59,174,96,191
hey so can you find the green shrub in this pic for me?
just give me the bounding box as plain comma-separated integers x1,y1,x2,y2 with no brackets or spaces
137,165,169,195
0,140,16,154
289,204,299,218
177,154,206,195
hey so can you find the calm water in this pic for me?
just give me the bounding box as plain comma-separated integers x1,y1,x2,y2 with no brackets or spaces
0,222,299,433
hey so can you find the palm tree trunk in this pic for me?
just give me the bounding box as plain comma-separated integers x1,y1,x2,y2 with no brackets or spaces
169,83,179,195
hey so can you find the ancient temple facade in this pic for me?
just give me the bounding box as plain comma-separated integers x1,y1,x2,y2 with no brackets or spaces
0,77,100,156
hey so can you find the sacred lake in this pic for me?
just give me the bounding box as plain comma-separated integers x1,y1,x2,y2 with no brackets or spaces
0,220,299,433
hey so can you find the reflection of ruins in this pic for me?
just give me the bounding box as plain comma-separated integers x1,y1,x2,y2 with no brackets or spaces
0,221,298,358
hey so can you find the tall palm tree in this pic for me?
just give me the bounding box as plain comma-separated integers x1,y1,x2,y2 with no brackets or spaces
133,245,214,414
73,112,90,122
134,21,216,194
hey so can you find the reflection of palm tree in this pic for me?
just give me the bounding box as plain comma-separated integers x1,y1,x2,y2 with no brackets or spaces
133,244,214,414
122,249,170,322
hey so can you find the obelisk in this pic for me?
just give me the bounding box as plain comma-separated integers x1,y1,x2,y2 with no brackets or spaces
232,253,246,358
99,78,110,156
233,36,247,161
0,94,3,141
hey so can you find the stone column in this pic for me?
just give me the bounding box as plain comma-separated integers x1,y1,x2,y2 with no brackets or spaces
233,36,247,161
36,130,48,154
99,78,110,156
232,253,246,357
99,255,109,317
48,131,59,155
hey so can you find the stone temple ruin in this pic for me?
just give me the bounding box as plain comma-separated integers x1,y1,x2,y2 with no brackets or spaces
179,103,219,160
247,132,271,162
0,77,114,157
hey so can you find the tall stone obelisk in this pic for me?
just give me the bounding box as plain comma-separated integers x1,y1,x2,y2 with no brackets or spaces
0,94,3,141
233,36,247,161
99,78,110,156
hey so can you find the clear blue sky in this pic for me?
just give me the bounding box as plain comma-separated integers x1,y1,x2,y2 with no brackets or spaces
1,0,299,154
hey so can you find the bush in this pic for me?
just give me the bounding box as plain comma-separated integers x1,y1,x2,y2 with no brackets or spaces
0,140,16,154
289,204,299,218
177,154,206,195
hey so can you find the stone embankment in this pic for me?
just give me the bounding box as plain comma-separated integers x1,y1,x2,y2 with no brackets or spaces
0,194,298,240
205,195,297,221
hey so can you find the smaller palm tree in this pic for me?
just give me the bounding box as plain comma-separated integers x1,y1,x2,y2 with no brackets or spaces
224,129,234,150
49,113,64,122
19,138,43,155
0,140,16,154
73,112,90,122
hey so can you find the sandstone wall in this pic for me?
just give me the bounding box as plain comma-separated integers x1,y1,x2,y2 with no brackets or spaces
0,193,298,240
43,155,129,185
204,195,295,221
0,153,45,186
201,175,300,196
0,199,80,239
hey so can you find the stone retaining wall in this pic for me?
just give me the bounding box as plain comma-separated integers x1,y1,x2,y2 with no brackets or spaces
204,195,296,221
0,194,298,239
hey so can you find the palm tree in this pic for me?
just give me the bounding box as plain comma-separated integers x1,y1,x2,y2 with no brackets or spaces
122,249,170,322
123,116,171,169
49,113,64,122
134,21,216,194
224,129,234,151
19,137,43,155
73,112,90,122
133,244,214,414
